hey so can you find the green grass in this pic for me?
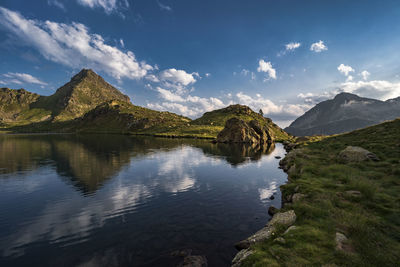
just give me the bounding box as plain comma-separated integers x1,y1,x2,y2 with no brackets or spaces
243,119,400,266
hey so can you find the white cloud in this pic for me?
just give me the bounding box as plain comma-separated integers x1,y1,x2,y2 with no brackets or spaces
47,0,66,11
77,0,126,14
149,87,227,117
158,1,172,11
159,68,197,87
236,92,310,119
0,7,153,81
337,64,354,76
285,42,301,51
310,40,328,52
119,38,124,48
257,59,276,80
360,70,370,81
241,69,250,76
297,91,337,104
205,73,211,78
346,75,353,82
2,72,47,86
339,80,400,100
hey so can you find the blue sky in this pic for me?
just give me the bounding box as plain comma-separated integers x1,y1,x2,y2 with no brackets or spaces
1,0,400,126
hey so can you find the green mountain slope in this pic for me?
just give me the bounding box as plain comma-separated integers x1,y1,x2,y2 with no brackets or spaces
192,104,290,141
32,69,131,121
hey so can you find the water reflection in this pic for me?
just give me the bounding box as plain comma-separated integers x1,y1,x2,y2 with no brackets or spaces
0,135,276,193
0,135,286,266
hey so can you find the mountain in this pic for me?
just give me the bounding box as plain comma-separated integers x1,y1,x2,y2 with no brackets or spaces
285,92,400,136
0,69,290,141
192,104,290,141
33,69,131,121
0,69,130,125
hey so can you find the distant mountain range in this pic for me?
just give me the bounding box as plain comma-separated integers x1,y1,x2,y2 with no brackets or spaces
285,92,400,136
0,69,288,141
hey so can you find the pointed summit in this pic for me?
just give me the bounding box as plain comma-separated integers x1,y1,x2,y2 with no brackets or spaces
37,69,131,121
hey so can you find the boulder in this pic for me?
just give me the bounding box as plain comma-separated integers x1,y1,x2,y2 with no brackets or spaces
234,210,296,250
292,193,306,203
232,248,253,267
216,118,274,144
338,146,379,162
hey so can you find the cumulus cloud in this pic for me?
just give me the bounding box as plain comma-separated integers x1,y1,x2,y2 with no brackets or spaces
339,80,400,100
257,59,276,80
1,72,47,86
148,87,227,117
285,42,301,51
310,40,328,52
158,68,197,88
77,0,128,14
360,70,370,81
0,7,152,80
337,64,354,76
297,91,336,105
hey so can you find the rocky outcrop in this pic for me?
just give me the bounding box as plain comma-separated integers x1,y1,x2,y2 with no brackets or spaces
338,146,379,162
234,210,296,250
217,118,273,144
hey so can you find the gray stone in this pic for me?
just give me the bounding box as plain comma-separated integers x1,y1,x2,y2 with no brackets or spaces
292,193,306,203
338,146,379,162
235,210,296,250
335,232,348,251
232,248,253,267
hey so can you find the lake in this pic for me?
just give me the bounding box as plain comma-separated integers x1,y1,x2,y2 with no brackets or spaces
0,134,287,267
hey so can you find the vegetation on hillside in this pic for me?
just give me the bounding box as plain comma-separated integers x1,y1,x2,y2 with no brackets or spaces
243,119,400,266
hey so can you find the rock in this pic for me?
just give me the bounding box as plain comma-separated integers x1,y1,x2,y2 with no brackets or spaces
338,146,379,162
283,225,297,235
232,248,253,267
179,255,207,267
291,193,306,203
335,232,348,251
268,206,278,216
269,195,275,200
235,210,296,250
275,156,281,159
216,118,273,144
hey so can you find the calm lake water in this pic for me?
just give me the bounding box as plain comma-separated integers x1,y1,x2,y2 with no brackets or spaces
0,134,287,267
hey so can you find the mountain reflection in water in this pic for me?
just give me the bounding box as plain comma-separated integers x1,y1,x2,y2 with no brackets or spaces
0,135,286,267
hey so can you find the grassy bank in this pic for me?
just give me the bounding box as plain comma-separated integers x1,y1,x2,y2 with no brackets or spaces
243,119,400,266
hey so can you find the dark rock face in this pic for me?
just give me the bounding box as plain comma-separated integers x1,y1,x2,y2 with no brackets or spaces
285,92,400,136
216,118,274,144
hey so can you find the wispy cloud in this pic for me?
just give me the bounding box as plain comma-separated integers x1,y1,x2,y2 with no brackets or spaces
47,0,66,11
310,40,328,52
0,7,153,81
157,1,172,11
77,0,129,15
1,72,47,86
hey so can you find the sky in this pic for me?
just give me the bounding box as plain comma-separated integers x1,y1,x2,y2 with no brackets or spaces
1,0,400,127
